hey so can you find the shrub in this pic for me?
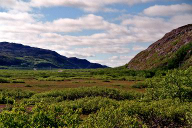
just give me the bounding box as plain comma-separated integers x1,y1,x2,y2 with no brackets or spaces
102,80,111,82
167,42,192,69
145,67,192,101
0,104,81,128
27,87,143,105
131,82,148,89
0,78,10,83
24,85,33,87
0,95,14,104
12,79,25,83
0,89,35,99
59,97,119,114
81,107,147,128
0,107,30,127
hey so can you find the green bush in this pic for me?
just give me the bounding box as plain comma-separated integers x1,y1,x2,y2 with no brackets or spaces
25,85,33,87
145,67,192,101
0,77,10,83
12,79,25,83
167,42,192,69
38,76,65,81
119,99,192,127
131,82,148,89
0,106,30,127
30,87,143,103
102,79,111,82
0,89,35,100
0,104,81,128
59,97,119,114
81,107,147,128
0,95,14,104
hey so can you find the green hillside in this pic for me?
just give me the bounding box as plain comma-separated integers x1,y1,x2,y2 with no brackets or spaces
0,42,108,69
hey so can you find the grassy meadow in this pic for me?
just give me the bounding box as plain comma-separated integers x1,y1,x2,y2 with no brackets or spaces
0,67,192,127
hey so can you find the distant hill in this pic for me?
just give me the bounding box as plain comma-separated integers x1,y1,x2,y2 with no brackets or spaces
0,42,108,69
127,24,192,70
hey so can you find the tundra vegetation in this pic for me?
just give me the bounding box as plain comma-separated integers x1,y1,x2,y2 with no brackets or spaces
0,67,191,127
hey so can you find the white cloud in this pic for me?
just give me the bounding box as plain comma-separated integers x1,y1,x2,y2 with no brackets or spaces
121,13,192,43
132,45,146,51
0,13,127,35
58,51,95,58
122,15,172,42
0,0,31,12
0,11,35,22
170,14,192,26
91,55,134,67
48,14,112,33
72,46,130,55
44,45,130,58
143,3,192,16
30,0,154,12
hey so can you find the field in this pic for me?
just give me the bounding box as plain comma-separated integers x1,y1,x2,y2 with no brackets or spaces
0,67,192,127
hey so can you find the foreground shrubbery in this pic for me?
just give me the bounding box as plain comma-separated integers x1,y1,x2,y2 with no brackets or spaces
23,87,143,105
145,67,192,101
1,99,191,128
83,99,192,128
0,89,35,104
0,67,192,127
0,104,81,128
81,106,146,128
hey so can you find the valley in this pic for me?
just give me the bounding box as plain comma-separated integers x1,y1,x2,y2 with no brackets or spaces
0,24,191,127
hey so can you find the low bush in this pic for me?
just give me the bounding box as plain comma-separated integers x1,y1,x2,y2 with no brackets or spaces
25,87,143,105
0,95,14,104
0,104,81,128
145,67,192,101
0,89,35,100
59,97,119,114
12,79,25,83
131,81,148,89
0,77,10,83
38,76,65,81
81,107,146,128
119,99,192,127
25,85,33,87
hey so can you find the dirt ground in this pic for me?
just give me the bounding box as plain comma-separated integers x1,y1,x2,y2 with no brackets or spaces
0,78,144,92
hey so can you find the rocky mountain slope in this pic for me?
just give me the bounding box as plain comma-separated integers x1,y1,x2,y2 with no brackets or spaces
127,24,192,70
0,42,108,69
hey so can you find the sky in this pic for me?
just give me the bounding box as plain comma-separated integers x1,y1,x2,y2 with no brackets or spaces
0,0,192,67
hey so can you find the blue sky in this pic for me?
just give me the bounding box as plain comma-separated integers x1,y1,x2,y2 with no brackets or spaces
0,0,192,67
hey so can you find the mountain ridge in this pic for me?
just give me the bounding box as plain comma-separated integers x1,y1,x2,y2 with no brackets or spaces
0,42,108,69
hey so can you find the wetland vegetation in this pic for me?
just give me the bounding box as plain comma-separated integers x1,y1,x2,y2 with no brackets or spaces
0,67,191,127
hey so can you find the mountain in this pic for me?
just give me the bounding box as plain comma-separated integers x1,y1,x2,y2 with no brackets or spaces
0,42,108,69
127,24,192,70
